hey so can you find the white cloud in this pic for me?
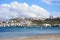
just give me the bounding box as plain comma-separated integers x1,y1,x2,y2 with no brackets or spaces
52,12,60,17
42,0,52,5
41,0,60,6
0,1,50,20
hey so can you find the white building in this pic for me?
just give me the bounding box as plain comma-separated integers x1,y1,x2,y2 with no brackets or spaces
20,21,32,26
42,24,51,27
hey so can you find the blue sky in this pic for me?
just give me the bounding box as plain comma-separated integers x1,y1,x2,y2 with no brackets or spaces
0,0,60,20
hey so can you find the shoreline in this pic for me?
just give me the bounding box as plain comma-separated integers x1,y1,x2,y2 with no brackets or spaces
0,34,60,40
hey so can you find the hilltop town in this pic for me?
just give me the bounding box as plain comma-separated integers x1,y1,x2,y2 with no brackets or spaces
0,16,60,27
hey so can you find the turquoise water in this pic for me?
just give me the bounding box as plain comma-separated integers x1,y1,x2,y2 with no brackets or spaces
0,26,60,38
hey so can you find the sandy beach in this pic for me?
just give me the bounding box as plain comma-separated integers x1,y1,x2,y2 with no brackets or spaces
0,34,60,40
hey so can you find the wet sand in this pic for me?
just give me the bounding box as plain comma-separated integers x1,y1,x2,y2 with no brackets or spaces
0,34,60,40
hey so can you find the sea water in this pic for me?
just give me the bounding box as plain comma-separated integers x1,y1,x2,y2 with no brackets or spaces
0,26,60,38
